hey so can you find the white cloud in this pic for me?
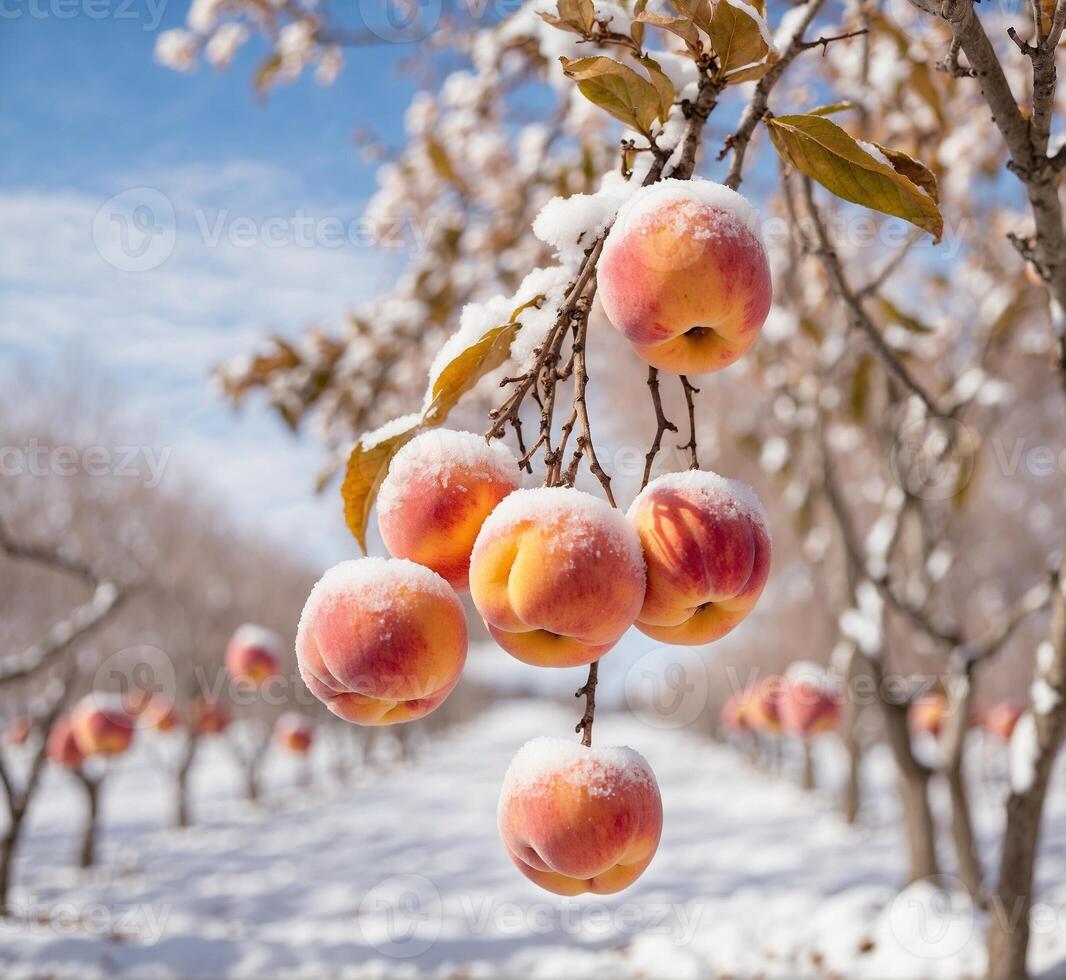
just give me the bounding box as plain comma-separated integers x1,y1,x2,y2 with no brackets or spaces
0,161,404,565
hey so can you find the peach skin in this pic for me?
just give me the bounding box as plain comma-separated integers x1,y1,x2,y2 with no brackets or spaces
70,695,135,757
296,558,467,725
225,624,282,686
275,713,314,754
47,716,85,769
627,470,770,645
469,487,646,668
745,676,785,735
719,693,750,733
378,429,520,592
780,680,842,738
985,700,1026,742
498,737,662,896
909,693,946,738
598,178,771,374
4,717,32,747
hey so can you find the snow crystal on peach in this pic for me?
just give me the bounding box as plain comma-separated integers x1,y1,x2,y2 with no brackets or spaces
498,736,657,807
377,430,519,521
627,469,770,539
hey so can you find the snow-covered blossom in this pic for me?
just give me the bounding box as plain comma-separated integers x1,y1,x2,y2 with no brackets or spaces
155,29,199,73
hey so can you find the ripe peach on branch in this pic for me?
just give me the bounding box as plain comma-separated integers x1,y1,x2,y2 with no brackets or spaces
627,471,771,646
70,696,135,758
378,429,520,592
498,737,662,896
225,624,283,686
598,179,772,375
469,487,646,668
296,558,467,725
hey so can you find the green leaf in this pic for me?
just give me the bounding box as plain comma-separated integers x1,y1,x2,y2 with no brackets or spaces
849,353,874,423
766,114,943,240
878,296,936,335
254,53,283,93
708,0,771,76
639,57,677,123
560,56,663,135
341,419,421,554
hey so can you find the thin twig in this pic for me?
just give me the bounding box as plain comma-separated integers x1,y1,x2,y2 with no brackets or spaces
575,661,599,747
642,367,678,489
679,376,700,469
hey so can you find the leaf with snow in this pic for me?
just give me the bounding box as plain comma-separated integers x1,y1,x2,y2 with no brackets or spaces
559,56,663,136
423,295,543,426
766,114,943,240
538,0,596,36
341,417,422,555
633,11,702,53
707,0,772,77
638,57,676,124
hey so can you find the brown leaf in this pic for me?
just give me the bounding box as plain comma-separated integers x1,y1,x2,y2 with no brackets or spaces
639,56,677,123
341,419,421,554
708,0,772,76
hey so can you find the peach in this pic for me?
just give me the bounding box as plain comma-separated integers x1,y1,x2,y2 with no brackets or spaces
378,429,520,592
985,700,1026,742
143,696,180,733
469,487,646,668
70,695,135,757
296,558,467,725
745,677,785,734
598,179,771,374
780,680,842,737
189,696,231,735
275,713,314,754
909,693,946,738
4,716,32,746
498,737,662,896
225,624,282,686
46,716,85,769
627,471,771,645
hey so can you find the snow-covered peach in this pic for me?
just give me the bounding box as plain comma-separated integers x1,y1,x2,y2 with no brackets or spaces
745,677,785,734
469,487,646,668
498,737,662,896
46,716,85,769
780,671,842,738
719,693,750,732
377,429,520,592
275,713,314,754
627,470,771,645
225,623,282,686
985,700,1026,742
296,558,467,725
598,179,771,374
70,695,135,757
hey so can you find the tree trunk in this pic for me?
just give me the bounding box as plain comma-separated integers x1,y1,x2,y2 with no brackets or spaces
174,734,198,828
940,663,984,903
245,762,259,803
869,657,941,882
0,826,20,914
987,570,1066,980
801,740,815,791
75,771,100,869
839,646,864,824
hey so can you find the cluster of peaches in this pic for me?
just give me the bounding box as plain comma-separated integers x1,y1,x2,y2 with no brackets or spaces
720,671,843,741
909,692,1027,744
294,180,775,896
40,625,315,773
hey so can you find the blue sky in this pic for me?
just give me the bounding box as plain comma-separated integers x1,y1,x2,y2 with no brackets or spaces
0,3,431,565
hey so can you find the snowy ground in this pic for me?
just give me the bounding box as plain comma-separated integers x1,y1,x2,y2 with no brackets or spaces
4,699,1066,979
